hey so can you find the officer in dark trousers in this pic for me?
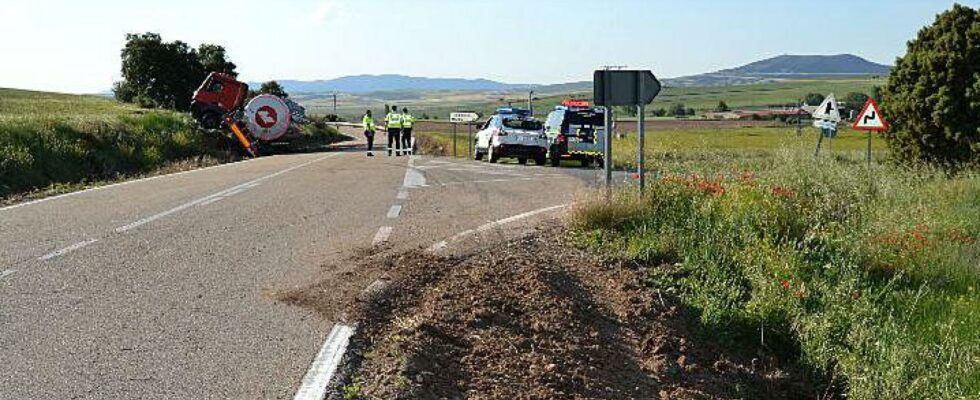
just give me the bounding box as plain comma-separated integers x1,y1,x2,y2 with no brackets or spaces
362,109,376,156
384,106,403,156
401,108,415,155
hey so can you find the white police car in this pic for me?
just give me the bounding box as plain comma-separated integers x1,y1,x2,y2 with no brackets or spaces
473,107,548,165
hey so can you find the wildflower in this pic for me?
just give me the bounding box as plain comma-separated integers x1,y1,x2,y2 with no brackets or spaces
781,280,791,290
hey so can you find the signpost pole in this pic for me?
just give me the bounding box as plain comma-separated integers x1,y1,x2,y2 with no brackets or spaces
604,106,613,198
866,131,872,166
637,104,645,193
468,123,473,157
815,127,824,158
452,123,458,158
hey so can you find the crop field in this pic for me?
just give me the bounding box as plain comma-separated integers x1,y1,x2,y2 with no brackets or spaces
317,77,882,122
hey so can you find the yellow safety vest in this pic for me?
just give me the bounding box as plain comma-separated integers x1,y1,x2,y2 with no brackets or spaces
385,112,403,129
402,114,415,128
362,115,375,131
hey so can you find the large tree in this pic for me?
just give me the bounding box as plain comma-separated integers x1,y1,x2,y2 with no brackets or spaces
114,33,236,111
882,4,980,166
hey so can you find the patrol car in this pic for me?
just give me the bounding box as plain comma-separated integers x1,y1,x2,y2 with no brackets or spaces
544,100,606,167
473,107,548,165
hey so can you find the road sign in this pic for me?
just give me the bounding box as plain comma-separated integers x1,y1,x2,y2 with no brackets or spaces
593,70,661,106
852,98,889,131
811,94,841,122
450,112,480,123
245,95,291,141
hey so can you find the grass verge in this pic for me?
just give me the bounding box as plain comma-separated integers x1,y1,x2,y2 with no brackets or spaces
571,150,979,399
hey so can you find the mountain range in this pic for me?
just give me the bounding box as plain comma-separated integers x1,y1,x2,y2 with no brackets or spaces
253,54,891,94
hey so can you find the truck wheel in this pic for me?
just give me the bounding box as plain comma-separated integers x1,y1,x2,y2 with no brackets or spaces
488,146,500,163
581,158,592,168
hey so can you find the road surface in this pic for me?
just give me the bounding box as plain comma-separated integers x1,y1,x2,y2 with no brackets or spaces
0,130,614,399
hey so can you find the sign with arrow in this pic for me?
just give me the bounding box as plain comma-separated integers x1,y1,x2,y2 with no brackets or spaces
449,112,480,123
811,93,841,122
851,98,889,131
593,70,661,106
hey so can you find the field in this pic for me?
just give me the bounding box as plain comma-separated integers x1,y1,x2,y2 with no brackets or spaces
0,88,343,201
311,77,881,122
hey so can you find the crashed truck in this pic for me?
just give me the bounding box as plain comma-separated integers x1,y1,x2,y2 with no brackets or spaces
190,72,308,156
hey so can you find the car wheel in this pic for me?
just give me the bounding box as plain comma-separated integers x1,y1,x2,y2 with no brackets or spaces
596,157,605,168
535,154,547,166
474,144,484,160
518,157,527,165
488,145,499,163
581,158,592,168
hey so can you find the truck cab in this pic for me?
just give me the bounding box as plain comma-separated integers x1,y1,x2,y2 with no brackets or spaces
191,72,249,129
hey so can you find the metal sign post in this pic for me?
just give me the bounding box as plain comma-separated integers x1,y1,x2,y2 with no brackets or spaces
603,106,613,199
594,69,661,196
467,123,473,157
452,123,458,158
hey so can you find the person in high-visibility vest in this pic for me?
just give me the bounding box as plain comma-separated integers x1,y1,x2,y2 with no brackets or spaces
401,108,415,155
385,106,403,156
362,109,376,157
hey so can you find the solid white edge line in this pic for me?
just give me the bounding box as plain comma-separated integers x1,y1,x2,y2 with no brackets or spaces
0,269,16,280
0,157,261,213
38,239,99,261
372,226,393,246
115,153,339,233
427,204,569,252
293,323,356,400
386,205,402,219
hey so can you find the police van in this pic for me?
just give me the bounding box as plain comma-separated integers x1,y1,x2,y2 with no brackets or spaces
544,100,606,167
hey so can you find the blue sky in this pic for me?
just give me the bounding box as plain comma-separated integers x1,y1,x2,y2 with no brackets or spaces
0,0,971,93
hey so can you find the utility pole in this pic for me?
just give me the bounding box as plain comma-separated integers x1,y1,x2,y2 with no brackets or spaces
332,93,337,114
528,90,534,115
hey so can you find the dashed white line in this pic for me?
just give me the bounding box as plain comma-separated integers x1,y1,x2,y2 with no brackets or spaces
292,323,356,400
38,239,99,261
396,189,409,200
387,205,402,219
428,204,569,252
372,226,393,246
0,269,16,280
116,154,338,233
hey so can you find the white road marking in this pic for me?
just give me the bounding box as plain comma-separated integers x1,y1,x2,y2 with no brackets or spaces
116,154,338,233
387,205,402,219
396,189,409,200
38,239,99,261
428,204,569,252
430,177,553,187
292,323,356,400
0,269,16,280
0,158,259,213
372,226,393,246
403,167,426,188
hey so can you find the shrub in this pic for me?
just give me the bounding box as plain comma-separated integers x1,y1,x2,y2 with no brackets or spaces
882,4,980,166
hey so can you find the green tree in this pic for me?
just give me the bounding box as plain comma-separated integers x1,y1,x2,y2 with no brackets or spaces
882,4,980,165
651,108,667,117
715,101,730,112
843,92,869,108
804,93,825,106
114,33,236,111
686,107,697,117
258,81,289,99
669,103,687,117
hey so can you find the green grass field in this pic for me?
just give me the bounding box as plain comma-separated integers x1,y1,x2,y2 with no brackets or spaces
324,77,882,121
0,88,342,201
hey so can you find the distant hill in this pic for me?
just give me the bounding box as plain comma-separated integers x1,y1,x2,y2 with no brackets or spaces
253,75,536,94
668,54,891,86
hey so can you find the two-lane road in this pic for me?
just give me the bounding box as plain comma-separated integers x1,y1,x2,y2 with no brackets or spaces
1,138,598,399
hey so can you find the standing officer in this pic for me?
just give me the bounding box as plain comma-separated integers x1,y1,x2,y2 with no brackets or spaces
384,106,403,156
401,108,415,155
362,109,376,157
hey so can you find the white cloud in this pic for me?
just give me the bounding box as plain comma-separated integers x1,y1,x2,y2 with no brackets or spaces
310,0,338,24
0,3,28,23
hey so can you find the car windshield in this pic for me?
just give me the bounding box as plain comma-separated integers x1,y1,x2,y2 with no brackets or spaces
566,110,604,127
501,118,542,131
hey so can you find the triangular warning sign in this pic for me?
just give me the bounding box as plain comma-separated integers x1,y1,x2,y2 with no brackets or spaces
852,98,889,131
811,93,841,122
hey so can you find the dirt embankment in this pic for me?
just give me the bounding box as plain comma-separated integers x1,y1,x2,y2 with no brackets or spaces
295,225,822,399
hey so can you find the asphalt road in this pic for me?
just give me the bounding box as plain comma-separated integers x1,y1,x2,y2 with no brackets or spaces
0,130,613,399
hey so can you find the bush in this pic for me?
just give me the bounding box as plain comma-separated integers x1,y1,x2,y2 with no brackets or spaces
882,4,980,166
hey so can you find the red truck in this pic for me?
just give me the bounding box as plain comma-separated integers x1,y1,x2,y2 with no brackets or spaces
191,72,250,130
